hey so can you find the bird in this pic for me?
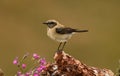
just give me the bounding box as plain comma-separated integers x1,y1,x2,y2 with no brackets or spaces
43,20,88,51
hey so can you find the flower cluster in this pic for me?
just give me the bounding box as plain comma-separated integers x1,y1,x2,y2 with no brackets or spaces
13,53,46,76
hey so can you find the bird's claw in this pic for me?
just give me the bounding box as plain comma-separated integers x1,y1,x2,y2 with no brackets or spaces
56,49,63,53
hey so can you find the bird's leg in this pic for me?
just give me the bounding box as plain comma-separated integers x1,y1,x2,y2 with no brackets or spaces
61,42,66,51
57,42,62,51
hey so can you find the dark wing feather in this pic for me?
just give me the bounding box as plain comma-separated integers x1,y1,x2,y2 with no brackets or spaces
56,27,76,34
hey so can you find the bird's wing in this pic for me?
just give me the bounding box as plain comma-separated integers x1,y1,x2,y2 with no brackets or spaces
56,27,76,34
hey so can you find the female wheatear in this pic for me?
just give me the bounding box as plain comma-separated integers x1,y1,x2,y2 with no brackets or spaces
43,20,88,51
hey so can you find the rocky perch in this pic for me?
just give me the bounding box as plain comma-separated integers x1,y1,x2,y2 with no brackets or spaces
41,51,114,76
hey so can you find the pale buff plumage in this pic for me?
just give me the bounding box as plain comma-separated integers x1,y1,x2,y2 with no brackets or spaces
47,23,73,42
43,20,88,51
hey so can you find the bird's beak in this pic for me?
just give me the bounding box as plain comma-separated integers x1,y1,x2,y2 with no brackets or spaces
43,22,47,24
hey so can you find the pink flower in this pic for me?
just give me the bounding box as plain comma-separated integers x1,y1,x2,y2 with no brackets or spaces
33,53,40,59
36,67,42,72
40,58,46,65
25,72,30,76
17,71,22,76
33,73,40,76
36,65,46,72
22,64,26,69
13,57,18,65
13,53,47,76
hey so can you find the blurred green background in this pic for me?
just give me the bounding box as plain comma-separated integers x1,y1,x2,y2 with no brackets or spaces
0,0,120,75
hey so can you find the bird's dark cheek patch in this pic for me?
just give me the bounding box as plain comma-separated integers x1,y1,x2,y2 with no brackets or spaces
48,24,56,28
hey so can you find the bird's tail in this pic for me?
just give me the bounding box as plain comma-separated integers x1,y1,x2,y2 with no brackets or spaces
73,29,88,33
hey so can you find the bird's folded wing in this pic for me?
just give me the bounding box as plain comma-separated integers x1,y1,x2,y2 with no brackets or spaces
56,27,75,34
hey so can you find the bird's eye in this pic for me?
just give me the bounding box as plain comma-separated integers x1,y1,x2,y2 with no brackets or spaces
46,22,57,28
49,22,55,24
47,22,57,25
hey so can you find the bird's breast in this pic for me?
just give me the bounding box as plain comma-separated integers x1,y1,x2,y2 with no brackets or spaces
47,28,72,42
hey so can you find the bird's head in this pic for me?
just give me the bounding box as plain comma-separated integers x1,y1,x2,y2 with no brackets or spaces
43,20,59,28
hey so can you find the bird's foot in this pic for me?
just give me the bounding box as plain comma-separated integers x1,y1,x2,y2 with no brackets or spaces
56,49,63,53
